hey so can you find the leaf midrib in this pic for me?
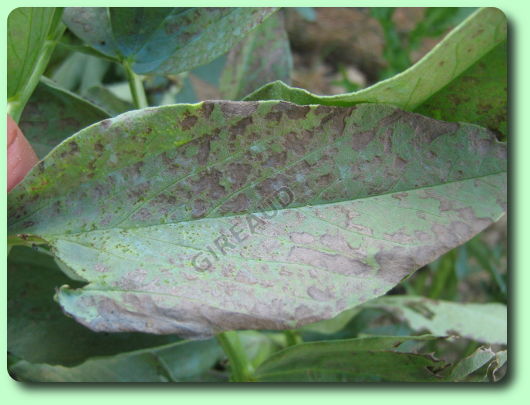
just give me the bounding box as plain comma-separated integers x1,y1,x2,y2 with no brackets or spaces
33,171,505,240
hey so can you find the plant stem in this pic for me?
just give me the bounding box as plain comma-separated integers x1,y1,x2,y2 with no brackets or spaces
124,61,148,109
216,331,254,382
284,330,303,346
8,39,58,123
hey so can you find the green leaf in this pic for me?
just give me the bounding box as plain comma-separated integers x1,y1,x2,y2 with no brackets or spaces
63,7,278,75
7,7,65,122
9,338,224,382
416,41,507,139
244,8,506,111
8,246,182,366
8,101,506,337
220,12,292,100
427,250,458,300
363,296,507,344
254,335,447,382
238,331,287,369
446,346,496,381
83,85,135,117
19,77,110,159
468,234,507,299
487,349,507,382
299,307,362,335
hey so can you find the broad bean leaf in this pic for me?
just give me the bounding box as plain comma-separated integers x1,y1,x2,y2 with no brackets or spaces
299,306,362,335
62,7,277,75
416,41,507,139
238,331,287,369
254,335,447,382
19,78,109,158
244,8,506,111
446,346,497,382
8,101,506,338
8,246,181,366
363,296,507,344
83,85,135,116
220,13,292,100
49,51,110,92
7,7,65,121
487,350,507,382
9,338,223,382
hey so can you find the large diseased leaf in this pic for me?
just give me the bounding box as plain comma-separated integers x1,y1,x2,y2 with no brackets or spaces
8,246,181,366
19,78,110,159
220,12,292,100
244,8,506,111
7,7,64,121
63,7,278,75
8,101,506,337
254,335,447,382
363,296,507,345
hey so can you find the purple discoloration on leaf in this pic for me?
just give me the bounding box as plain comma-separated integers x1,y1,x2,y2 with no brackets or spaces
8,101,506,337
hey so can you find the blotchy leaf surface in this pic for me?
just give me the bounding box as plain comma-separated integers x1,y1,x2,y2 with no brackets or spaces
244,8,506,111
10,338,223,382
220,12,292,100
363,296,507,344
19,78,110,158
254,335,446,382
8,246,181,366
8,101,506,337
63,7,277,75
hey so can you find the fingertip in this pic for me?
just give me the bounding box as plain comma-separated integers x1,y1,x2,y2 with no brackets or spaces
7,115,38,192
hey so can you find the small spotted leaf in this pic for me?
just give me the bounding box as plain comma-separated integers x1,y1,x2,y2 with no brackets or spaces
62,7,278,75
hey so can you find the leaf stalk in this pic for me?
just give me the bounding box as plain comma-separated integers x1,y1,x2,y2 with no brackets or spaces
124,61,148,110
216,331,255,382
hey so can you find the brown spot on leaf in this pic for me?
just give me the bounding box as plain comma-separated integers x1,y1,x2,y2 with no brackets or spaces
392,192,408,201
226,162,251,187
192,199,208,218
100,119,112,129
94,141,104,153
284,130,313,155
290,232,316,244
180,113,198,130
69,141,79,155
393,156,408,170
220,101,258,117
201,102,214,119
286,105,310,120
229,116,253,136
196,138,210,165
314,105,333,115
288,246,371,276
352,130,374,151
307,286,335,301
265,111,282,122
263,151,287,168
221,193,250,213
